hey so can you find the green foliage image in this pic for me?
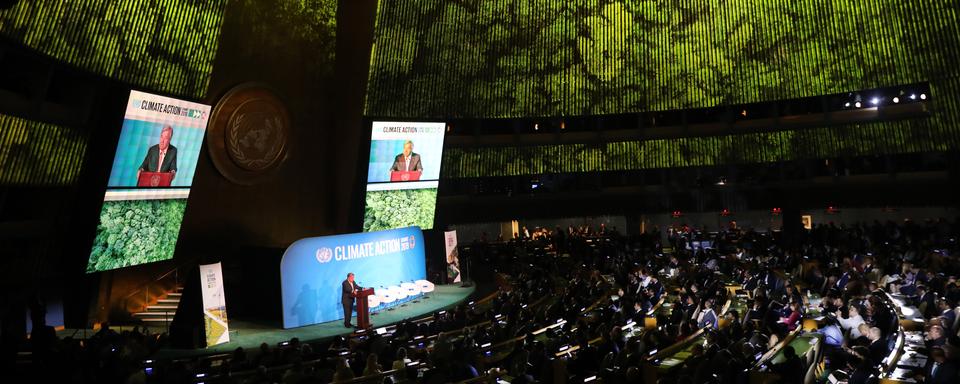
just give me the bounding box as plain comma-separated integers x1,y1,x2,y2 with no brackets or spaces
87,199,187,273
366,0,960,118
363,189,438,232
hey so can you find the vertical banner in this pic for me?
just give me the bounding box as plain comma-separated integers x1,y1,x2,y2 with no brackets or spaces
199,262,229,347
444,230,460,283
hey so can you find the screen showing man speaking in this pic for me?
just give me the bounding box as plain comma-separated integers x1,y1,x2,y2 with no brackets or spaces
86,90,210,273
362,121,445,232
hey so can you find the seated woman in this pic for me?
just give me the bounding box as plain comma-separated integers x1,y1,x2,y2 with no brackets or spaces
779,301,801,332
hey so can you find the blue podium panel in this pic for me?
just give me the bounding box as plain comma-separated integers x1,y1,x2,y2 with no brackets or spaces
280,227,426,329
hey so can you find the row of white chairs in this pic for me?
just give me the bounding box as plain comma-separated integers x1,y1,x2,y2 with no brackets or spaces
366,280,435,308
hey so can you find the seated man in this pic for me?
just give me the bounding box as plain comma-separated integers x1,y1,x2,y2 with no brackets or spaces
697,299,719,329
770,345,804,384
923,347,959,384
817,317,845,348
925,324,947,349
866,327,889,365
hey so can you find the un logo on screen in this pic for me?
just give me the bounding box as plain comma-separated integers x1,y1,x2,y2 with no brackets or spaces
316,247,333,263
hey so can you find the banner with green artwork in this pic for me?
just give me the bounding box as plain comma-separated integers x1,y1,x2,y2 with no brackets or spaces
200,262,229,347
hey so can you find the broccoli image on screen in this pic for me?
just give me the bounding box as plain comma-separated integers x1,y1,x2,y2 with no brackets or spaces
363,188,438,232
87,199,187,272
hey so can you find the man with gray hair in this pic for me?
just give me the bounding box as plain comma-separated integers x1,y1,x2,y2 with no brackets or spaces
137,125,178,181
390,140,422,173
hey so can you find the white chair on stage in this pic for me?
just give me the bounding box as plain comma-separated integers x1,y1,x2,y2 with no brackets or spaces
401,282,421,300
415,280,435,297
366,294,382,312
378,289,396,310
388,285,408,306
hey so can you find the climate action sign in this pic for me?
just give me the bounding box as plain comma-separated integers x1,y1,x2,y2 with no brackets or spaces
280,226,426,329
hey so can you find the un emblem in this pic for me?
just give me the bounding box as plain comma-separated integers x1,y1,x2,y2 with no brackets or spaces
316,247,333,263
207,83,290,185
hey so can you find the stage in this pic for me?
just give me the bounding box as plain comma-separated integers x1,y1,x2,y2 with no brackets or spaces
151,284,474,359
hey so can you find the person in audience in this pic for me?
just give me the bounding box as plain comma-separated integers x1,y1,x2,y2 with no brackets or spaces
392,347,411,371
846,355,874,384
926,324,947,348
779,301,801,332
697,299,719,329
867,327,889,365
770,345,804,384
818,316,845,348
363,352,382,376
837,304,865,339
923,347,959,384
937,299,956,329
333,357,355,383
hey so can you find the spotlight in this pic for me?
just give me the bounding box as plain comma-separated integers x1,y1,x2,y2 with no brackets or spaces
854,101,862,108
560,121,566,130
910,94,917,100
870,97,880,105
534,123,539,131
920,93,927,100
844,102,851,108
893,97,900,104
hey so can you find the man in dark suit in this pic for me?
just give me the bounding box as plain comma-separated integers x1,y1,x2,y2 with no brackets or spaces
137,125,178,180
342,272,359,328
390,140,423,173
924,347,958,384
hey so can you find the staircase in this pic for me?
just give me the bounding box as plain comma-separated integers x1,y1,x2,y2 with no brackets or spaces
132,286,182,330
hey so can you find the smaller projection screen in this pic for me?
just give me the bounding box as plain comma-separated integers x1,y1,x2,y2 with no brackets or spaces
86,90,211,273
362,121,445,232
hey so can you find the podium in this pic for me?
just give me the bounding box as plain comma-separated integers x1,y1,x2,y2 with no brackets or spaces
355,288,375,329
138,171,174,187
390,171,421,182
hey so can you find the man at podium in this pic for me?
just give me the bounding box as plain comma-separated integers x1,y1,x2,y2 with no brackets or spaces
136,125,178,186
341,272,360,328
389,140,422,180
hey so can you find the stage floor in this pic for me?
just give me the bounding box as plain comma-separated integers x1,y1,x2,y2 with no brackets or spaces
152,284,475,359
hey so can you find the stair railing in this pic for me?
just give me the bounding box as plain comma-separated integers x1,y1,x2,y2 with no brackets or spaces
122,258,195,314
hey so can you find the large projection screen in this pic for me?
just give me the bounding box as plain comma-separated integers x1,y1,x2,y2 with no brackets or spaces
86,90,211,273
362,121,445,232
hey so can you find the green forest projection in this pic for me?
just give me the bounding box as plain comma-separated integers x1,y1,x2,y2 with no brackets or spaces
87,199,187,273
0,0,228,99
366,0,960,177
366,0,959,117
227,0,338,77
363,188,439,232
0,115,87,185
